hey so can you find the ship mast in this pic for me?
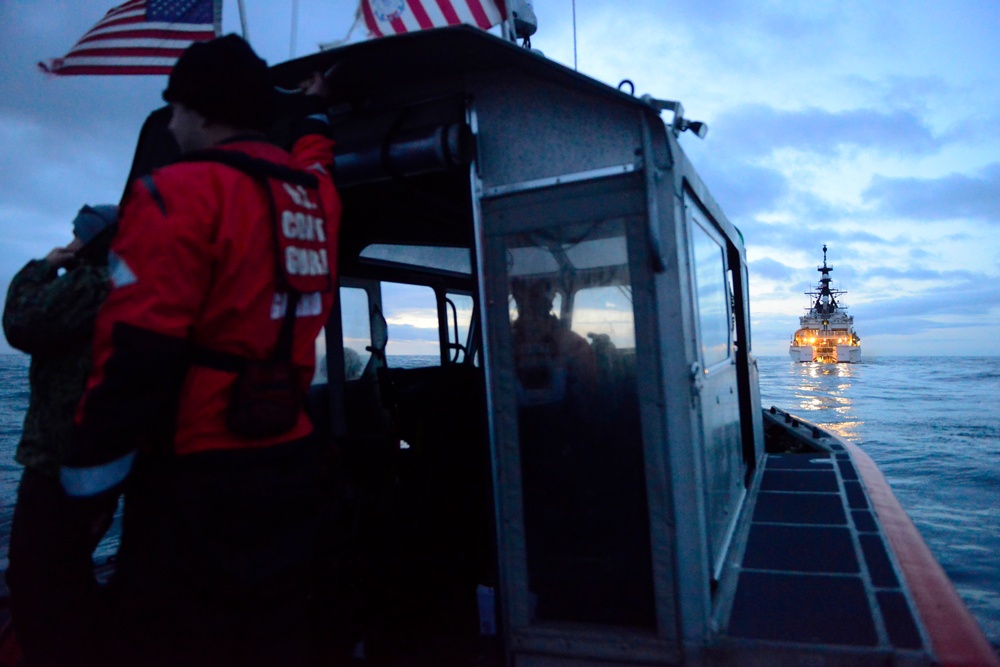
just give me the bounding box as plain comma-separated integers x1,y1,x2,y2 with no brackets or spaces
806,244,847,315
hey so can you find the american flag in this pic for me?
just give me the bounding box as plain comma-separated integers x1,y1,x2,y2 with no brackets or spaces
38,0,221,76
361,0,507,38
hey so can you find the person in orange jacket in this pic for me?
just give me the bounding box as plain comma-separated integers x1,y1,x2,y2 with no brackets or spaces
60,35,341,666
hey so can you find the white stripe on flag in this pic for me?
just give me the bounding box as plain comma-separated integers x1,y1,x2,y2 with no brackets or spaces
422,1,448,27
57,55,190,67
70,37,209,52
86,21,215,38
448,1,478,27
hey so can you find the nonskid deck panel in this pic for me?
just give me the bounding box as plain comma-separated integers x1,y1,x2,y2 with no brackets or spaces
721,449,926,654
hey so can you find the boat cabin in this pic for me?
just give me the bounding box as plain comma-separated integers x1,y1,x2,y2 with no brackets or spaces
271,26,763,665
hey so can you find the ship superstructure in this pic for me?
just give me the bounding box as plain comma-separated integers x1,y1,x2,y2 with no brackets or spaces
790,245,861,362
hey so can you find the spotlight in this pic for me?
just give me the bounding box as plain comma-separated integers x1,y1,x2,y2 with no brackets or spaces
639,94,709,139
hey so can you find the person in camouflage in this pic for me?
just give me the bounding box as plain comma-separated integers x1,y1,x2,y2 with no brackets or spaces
2,204,117,667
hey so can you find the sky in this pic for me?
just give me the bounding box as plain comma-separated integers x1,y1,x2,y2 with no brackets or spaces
1,1,998,357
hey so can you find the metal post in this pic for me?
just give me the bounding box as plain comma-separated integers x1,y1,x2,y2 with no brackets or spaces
212,0,224,36
290,0,299,58
572,0,578,70
502,0,516,42
236,0,250,42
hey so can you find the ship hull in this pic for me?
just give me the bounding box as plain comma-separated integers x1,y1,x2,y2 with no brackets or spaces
789,346,814,362
837,344,862,363
789,344,861,363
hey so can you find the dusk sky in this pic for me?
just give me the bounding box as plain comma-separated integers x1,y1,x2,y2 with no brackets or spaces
1,1,998,356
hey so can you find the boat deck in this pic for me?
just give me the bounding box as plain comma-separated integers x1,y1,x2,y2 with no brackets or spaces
714,433,932,664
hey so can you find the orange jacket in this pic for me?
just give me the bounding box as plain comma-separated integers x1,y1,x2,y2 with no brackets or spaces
63,135,340,495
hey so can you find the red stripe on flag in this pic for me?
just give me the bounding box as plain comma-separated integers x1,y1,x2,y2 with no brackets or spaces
389,15,408,34
464,0,494,29
360,1,385,37
434,0,462,26
406,0,435,30
77,28,216,44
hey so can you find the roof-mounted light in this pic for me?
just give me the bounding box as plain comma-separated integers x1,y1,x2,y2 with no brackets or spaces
639,94,708,139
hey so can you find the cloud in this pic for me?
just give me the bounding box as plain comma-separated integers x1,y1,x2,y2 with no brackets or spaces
711,104,940,160
852,273,1000,326
693,159,789,220
687,102,952,231
748,257,795,282
384,323,439,343
861,267,979,282
0,4,164,259
742,219,892,258
862,163,1000,224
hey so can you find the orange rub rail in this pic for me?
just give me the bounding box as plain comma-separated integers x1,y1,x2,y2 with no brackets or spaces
846,441,1000,667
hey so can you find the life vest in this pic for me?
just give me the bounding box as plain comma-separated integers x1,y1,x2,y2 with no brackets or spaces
177,148,332,295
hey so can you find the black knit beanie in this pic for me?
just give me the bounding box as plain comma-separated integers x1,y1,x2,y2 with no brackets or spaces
162,34,274,131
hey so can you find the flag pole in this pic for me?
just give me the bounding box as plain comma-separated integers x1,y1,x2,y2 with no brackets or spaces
213,0,224,36
237,0,250,41
290,0,299,57
572,0,578,70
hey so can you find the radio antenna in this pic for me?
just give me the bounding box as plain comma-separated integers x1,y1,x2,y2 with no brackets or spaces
290,0,299,57
572,0,578,70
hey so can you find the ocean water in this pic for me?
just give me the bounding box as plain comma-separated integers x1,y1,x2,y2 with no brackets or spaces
0,353,997,649
756,355,1000,649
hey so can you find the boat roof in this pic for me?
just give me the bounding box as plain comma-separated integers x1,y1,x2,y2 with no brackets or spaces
270,26,745,264
271,25,647,112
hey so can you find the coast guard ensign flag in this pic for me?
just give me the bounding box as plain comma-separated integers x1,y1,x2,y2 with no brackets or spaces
361,0,507,37
39,0,221,76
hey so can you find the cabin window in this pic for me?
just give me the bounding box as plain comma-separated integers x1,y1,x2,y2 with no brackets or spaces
741,264,752,352
504,217,655,629
311,328,328,385
360,243,472,275
692,220,731,367
570,286,635,348
382,282,441,366
341,286,372,380
445,292,475,364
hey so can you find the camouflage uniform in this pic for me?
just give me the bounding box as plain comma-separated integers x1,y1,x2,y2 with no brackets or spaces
3,256,112,666
3,258,110,477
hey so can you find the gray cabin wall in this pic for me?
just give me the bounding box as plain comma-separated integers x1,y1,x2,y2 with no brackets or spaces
654,121,765,650
469,73,643,191
646,118,716,646
469,73,758,651
471,76,687,659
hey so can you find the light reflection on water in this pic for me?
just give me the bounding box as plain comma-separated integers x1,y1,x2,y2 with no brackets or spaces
781,361,863,441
